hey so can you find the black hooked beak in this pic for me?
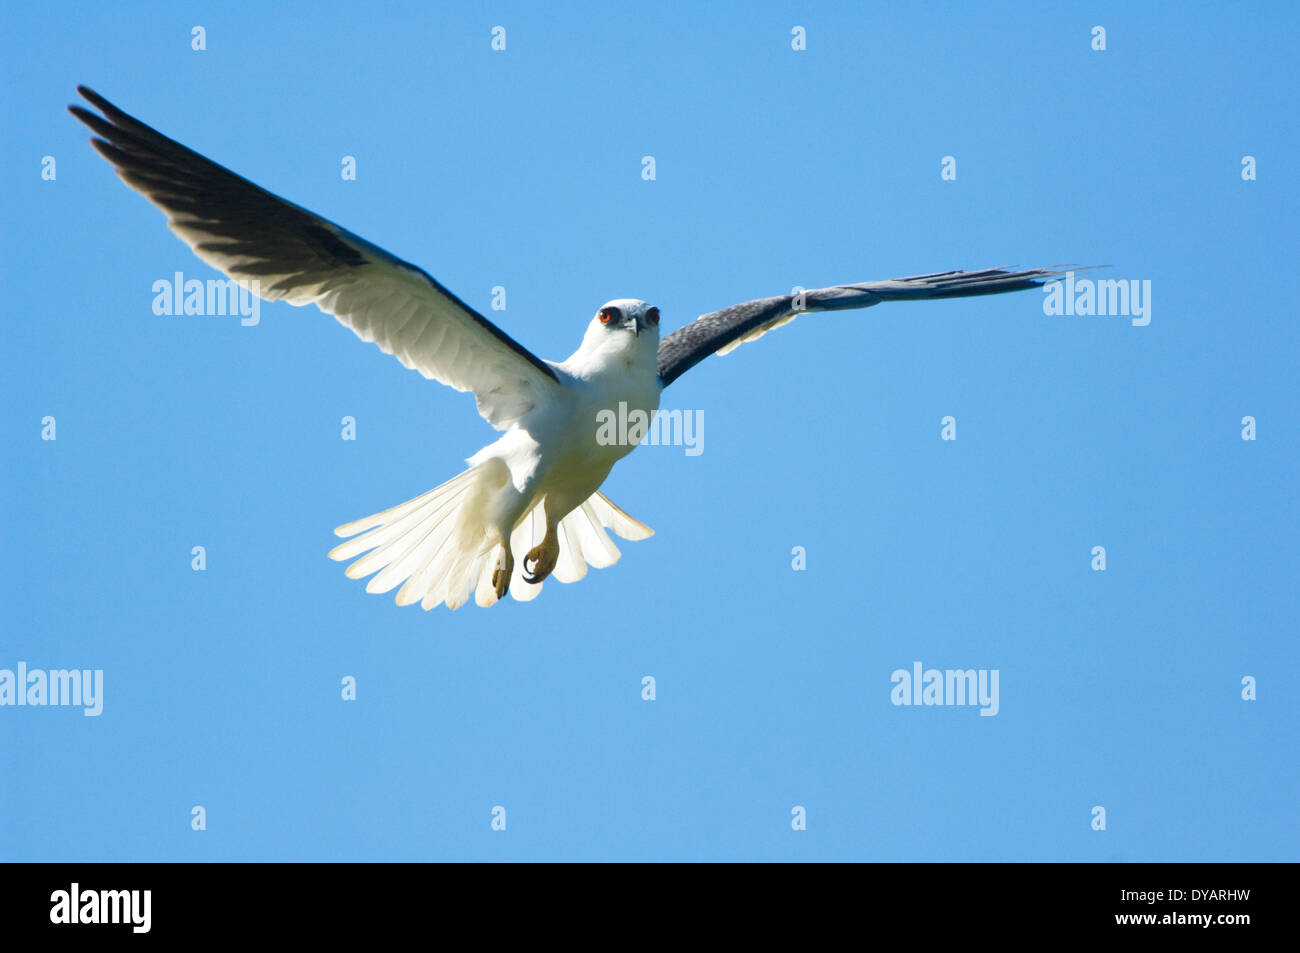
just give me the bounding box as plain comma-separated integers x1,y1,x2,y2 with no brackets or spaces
623,315,639,336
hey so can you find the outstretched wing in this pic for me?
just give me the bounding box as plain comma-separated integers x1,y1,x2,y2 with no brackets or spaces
69,86,560,430
657,267,1071,387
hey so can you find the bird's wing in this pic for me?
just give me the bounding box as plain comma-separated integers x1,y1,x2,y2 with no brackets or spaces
657,267,1071,387
69,86,560,430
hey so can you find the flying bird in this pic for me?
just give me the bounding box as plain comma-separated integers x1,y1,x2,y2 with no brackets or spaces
70,86,1069,610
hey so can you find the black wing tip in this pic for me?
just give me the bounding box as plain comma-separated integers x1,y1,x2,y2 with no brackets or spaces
70,86,130,131
86,137,123,163
1023,264,1108,284
67,105,119,147
75,85,106,107
953,264,1109,284
69,87,112,131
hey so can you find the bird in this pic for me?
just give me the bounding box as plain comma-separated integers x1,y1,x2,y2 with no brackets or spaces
69,86,1071,611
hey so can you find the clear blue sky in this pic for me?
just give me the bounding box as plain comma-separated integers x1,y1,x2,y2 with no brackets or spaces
2,0,1296,861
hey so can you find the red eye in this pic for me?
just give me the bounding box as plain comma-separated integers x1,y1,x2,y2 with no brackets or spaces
598,307,619,324
645,306,659,325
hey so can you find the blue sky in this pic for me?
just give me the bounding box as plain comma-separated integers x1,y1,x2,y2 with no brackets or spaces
2,0,1296,861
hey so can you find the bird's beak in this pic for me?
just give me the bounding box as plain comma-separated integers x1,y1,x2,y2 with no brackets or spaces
623,316,639,336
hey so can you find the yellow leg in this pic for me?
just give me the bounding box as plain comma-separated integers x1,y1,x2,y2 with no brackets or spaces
492,547,514,599
522,525,560,584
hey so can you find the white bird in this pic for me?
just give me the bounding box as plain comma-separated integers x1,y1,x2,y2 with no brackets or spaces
71,87,1070,610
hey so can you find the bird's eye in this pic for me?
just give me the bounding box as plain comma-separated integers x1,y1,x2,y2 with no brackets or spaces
598,306,621,325
645,307,660,325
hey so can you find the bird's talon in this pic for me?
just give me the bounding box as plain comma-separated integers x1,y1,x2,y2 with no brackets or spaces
521,538,558,586
491,550,514,599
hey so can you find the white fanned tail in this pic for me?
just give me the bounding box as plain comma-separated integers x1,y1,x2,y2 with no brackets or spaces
328,464,653,610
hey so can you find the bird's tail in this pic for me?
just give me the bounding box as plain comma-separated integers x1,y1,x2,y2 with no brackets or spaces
328,463,652,610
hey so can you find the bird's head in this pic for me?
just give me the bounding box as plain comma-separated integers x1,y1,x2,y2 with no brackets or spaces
575,298,661,363
590,299,660,338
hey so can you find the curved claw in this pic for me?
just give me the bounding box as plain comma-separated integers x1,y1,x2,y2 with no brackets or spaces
492,568,511,599
491,549,513,599
521,552,544,585
521,538,558,586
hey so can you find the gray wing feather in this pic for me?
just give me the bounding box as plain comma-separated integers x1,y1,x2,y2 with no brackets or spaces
69,86,560,429
657,266,1073,387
